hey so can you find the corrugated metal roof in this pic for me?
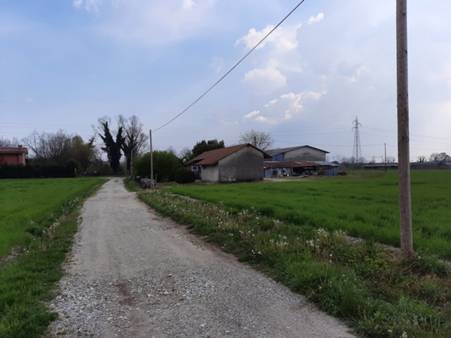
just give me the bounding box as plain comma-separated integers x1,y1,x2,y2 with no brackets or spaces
266,145,329,156
188,144,268,166
0,147,28,155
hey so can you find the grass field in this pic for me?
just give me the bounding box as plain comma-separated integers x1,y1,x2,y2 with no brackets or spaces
0,177,105,337
0,178,104,258
140,190,451,337
167,170,451,259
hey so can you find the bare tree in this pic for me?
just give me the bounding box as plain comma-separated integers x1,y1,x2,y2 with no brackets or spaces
118,115,148,174
417,155,427,163
23,130,72,162
0,137,20,147
239,130,273,150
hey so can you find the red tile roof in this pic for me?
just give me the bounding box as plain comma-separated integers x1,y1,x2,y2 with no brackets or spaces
0,147,28,155
188,144,267,166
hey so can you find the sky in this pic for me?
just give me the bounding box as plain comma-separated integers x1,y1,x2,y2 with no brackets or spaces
1,0,450,161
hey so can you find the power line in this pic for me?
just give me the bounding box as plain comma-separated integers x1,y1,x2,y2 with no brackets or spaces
154,0,307,132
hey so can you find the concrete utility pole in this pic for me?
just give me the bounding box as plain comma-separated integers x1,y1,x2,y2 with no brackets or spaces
149,129,154,183
396,0,414,257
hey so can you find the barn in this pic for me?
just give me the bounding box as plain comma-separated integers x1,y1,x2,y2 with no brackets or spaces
188,144,268,183
267,145,329,162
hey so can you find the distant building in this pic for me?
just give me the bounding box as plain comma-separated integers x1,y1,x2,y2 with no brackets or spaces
0,146,28,166
187,144,269,183
264,160,340,178
265,145,339,177
267,145,329,162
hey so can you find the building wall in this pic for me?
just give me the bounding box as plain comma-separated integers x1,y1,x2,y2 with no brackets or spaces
200,166,219,182
284,147,326,161
218,147,264,182
0,154,26,166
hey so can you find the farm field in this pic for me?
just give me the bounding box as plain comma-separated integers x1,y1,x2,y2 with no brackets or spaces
0,177,105,337
0,178,105,257
168,170,451,259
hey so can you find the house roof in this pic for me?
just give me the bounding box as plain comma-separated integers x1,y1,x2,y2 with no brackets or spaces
266,145,329,156
188,144,269,166
0,146,28,155
264,160,318,169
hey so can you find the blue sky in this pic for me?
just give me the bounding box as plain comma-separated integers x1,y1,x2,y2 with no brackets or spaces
1,0,451,161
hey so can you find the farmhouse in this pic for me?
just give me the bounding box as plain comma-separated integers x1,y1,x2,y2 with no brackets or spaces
188,144,268,183
267,145,329,162
0,146,28,166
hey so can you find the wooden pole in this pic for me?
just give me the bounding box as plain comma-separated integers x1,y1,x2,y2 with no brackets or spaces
396,0,414,257
149,129,154,183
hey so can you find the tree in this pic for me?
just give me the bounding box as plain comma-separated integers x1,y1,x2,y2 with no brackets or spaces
192,139,224,158
179,147,193,164
417,155,427,163
0,137,19,147
239,130,273,150
70,135,97,173
22,131,98,175
119,115,148,174
97,119,125,174
23,130,73,163
429,152,450,162
133,151,182,181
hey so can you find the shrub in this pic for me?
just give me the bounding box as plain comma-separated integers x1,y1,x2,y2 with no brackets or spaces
174,168,195,184
133,151,182,181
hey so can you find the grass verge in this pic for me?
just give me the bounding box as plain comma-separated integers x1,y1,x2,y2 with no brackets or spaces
0,178,105,338
138,190,451,338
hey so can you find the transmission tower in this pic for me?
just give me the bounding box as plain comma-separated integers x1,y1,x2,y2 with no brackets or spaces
352,117,362,163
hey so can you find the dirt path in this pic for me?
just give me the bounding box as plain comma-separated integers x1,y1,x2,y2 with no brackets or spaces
49,178,354,338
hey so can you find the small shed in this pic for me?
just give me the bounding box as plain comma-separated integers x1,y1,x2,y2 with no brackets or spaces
187,144,269,183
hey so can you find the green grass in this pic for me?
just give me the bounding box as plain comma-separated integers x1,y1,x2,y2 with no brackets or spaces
0,178,105,258
0,177,105,338
167,170,451,259
138,190,451,338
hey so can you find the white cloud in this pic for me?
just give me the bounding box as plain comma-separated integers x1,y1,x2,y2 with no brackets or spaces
72,0,102,12
308,12,325,25
236,24,301,54
182,0,196,10
243,65,287,93
244,90,325,124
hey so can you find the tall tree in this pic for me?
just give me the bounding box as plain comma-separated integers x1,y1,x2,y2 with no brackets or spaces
239,130,273,150
119,115,148,174
97,119,125,173
192,139,224,158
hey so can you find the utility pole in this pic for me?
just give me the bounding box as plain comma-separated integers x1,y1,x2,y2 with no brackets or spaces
396,0,414,257
149,129,154,184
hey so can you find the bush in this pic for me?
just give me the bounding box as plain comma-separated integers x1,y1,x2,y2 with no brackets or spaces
174,168,195,184
133,151,182,182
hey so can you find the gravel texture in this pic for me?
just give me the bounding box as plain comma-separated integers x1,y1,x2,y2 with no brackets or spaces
49,178,355,338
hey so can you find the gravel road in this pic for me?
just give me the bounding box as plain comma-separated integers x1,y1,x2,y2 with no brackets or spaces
49,178,354,338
